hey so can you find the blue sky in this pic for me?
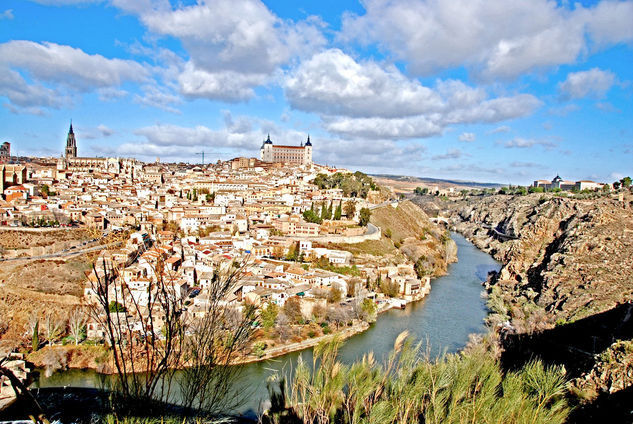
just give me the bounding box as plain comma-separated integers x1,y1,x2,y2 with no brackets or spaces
0,0,632,184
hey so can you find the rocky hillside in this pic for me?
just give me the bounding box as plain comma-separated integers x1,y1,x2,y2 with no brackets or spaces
433,192,633,418
369,200,457,276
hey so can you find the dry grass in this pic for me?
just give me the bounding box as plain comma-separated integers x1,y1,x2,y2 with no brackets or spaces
0,256,90,296
0,228,89,250
330,236,397,256
370,200,433,242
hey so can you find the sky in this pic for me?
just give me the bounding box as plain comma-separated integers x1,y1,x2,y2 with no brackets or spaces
0,0,632,184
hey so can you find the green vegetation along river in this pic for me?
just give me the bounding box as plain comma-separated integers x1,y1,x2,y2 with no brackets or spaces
33,232,500,419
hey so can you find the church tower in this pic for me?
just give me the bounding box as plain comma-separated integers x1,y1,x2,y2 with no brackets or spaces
260,133,274,162
65,121,77,159
304,135,312,165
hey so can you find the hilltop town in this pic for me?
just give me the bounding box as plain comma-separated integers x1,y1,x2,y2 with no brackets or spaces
0,125,452,372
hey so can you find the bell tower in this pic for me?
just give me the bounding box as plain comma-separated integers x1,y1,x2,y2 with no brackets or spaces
65,121,77,159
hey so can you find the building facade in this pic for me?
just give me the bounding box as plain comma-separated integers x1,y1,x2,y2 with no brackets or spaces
0,142,10,163
57,122,141,176
260,135,312,165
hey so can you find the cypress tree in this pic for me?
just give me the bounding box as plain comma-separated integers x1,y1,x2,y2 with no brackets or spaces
32,320,39,352
334,201,342,220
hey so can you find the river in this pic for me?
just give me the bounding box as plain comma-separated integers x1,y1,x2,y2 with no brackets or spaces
33,232,500,419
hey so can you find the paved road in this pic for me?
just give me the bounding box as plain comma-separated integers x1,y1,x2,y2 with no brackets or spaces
0,241,120,262
369,199,400,210
365,223,380,235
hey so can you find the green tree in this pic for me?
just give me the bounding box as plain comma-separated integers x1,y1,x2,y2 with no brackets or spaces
621,176,632,188
380,279,400,297
359,207,371,227
361,298,377,322
32,319,39,352
327,202,333,220
320,202,328,221
303,209,322,224
334,202,342,220
327,285,343,304
286,241,300,261
108,301,126,312
260,302,279,330
344,200,356,218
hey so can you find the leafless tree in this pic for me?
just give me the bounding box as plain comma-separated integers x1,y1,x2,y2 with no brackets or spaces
327,307,350,330
90,252,257,417
275,312,291,343
178,262,257,416
68,306,88,345
89,257,185,411
43,312,65,346
283,297,304,324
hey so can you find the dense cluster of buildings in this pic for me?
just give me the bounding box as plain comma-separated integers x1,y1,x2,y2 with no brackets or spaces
2,123,429,343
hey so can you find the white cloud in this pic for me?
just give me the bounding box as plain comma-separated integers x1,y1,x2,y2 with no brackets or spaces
118,0,326,101
133,84,182,113
286,49,443,118
548,103,580,116
95,112,427,170
0,69,64,114
97,87,128,101
97,124,114,137
558,68,616,100
177,63,268,102
0,40,149,112
585,0,633,46
341,0,633,79
1,9,14,19
286,50,541,139
503,137,555,149
459,132,476,142
0,41,148,90
432,148,466,160
488,125,511,134
27,0,103,4
510,161,543,168
324,115,444,139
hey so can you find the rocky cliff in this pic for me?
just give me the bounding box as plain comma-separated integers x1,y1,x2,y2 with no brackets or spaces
430,192,633,418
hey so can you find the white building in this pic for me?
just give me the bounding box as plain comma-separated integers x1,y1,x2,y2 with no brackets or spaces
260,134,312,165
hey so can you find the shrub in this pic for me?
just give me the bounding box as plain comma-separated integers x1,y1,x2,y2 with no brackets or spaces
252,341,267,358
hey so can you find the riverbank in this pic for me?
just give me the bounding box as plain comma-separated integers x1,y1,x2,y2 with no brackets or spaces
31,233,499,418
429,192,633,420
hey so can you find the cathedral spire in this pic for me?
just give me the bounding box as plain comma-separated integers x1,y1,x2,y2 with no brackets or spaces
65,119,77,159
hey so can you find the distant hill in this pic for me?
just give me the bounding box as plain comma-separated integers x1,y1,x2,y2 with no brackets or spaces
371,174,503,190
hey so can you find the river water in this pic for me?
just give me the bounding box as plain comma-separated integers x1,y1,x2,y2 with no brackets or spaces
34,233,500,418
